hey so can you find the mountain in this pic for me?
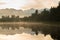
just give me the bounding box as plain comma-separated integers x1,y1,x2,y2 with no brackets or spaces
0,8,24,18
0,8,42,18
24,8,43,16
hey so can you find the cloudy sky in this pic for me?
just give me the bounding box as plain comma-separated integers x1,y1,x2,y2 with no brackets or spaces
0,0,60,10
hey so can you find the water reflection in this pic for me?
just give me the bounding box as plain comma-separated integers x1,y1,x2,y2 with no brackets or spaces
0,27,34,35
0,33,53,40
0,24,54,40
0,23,59,40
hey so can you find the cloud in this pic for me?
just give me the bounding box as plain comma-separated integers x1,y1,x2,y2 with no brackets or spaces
21,0,44,9
21,0,60,9
0,0,28,9
0,0,60,9
21,3,44,9
0,2,6,5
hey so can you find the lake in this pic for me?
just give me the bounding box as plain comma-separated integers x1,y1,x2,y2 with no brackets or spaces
0,22,59,40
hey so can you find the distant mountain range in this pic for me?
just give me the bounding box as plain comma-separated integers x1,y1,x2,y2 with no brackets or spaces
0,8,43,18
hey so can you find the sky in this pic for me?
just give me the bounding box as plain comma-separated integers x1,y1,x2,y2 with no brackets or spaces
0,0,60,10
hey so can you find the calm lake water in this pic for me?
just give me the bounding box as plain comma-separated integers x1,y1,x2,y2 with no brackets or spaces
0,22,57,40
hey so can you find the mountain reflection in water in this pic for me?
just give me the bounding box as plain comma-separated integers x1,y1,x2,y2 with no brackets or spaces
0,33,53,40
0,23,56,40
0,25,54,40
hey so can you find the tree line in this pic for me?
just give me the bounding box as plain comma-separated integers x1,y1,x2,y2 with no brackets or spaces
23,2,60,22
